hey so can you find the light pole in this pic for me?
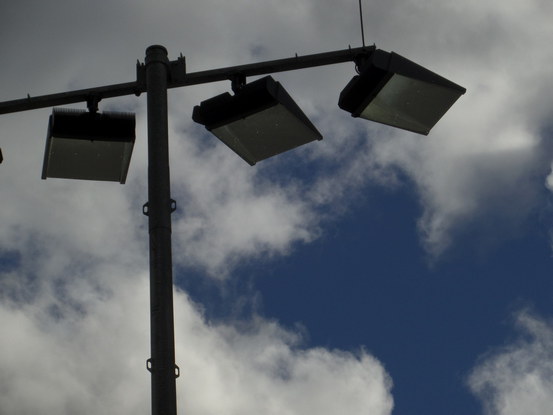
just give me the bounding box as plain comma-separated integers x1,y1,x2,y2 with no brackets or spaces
0,44,465,415
144,45,178,415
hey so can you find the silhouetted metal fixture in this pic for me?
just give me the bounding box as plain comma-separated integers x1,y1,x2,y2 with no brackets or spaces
192,76,322,165
339,49,466,135
0,43,465,415
42,108,135,183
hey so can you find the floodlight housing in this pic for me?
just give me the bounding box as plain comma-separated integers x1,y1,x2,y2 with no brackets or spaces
42,108,135,183
192,75,322,165
338,49,466,135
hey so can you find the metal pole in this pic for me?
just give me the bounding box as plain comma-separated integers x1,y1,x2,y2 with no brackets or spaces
144,45,178,415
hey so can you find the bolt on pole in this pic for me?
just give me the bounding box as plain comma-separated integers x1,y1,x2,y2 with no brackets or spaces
144,45,178,415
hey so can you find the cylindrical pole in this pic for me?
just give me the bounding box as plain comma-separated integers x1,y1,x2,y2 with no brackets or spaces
145,45,177,415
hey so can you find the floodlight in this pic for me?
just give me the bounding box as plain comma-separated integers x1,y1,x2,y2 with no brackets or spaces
339,49,466,135
42,108,135,183
192,75,322,165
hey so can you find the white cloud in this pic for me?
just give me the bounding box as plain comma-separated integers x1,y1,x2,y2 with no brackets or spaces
0,265,394,415
469,311,553,415
167,136,317,277
546,164,553,196
176,300,393,415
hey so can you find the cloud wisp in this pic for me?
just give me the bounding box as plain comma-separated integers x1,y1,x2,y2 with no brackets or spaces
469,310,553,415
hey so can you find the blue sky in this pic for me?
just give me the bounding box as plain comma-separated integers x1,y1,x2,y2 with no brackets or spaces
2,1,553,414
178,170,553,415
255,186,553,415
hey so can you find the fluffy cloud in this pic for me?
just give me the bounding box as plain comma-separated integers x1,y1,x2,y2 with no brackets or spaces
469,311,553,415
176,301,393,415
0,266,393,415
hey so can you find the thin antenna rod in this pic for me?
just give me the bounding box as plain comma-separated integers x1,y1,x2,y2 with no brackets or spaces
359,0,366,47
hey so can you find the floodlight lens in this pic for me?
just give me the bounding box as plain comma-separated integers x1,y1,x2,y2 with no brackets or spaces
359,74,464,135
211,103,321,165
193,76,322,165
339,49,466,135
42,109,135,183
